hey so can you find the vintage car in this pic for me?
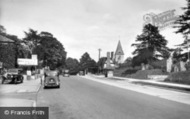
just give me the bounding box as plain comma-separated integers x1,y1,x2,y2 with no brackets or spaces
44,70,60,88
62,69,70,77
79,71,85,76
2,68,24,84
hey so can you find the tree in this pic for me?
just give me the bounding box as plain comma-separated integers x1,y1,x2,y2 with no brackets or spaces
131,24,168,66
79,52,97,73
174,0,190,62
97,57,107,73
36,31,66,69
174,0,190,35
0,25,30,68
23,28,41,55
66,57,79,75
0,25,6,36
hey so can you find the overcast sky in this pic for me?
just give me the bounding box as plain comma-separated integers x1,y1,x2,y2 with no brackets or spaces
0,0,187,61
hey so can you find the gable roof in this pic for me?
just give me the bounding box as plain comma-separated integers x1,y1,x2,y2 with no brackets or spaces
0,35,14,43
115,40,124,55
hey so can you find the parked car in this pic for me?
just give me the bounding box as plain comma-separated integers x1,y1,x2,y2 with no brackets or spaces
63,69,70,77
2,68,24,84
44,70,60,88
79,71,85,76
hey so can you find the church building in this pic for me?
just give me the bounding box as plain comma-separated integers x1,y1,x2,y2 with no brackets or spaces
114,40,124,64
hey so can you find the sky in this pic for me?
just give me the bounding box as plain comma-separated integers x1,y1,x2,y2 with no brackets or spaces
0,0,187,61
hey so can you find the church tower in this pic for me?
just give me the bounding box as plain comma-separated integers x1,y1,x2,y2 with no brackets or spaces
114,40,124,64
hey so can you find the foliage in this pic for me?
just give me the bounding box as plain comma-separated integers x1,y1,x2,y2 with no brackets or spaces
0,26,30,68
79,52,97,73
0,25,6,35
34,32,66,69
131,24,168,66
165,71,190,85
128,69,167,79
66,57,80,75
0,44,16,68
23,29,41,54
122,68,138,76
0,25,67,69
174,0,190,62
150,59,167,71
174,0,190,35
97,57,107,69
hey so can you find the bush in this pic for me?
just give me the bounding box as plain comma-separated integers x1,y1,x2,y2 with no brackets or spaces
150,59,166,71
185,62,190,71
128,69,167,79
122,68,138,76
165,71,190,85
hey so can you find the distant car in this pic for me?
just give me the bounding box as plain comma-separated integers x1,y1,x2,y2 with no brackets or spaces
44,70,60,88
2,68,24,84
79,71,85,76
63,69,70,77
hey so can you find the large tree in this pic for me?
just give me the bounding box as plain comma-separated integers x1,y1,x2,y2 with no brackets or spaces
66,57,80,75
23,28,41,55
35,31,67,69
0,25,30,68
174,0,190,35
174,0,190,62
79,52,97,73
131,24,168,66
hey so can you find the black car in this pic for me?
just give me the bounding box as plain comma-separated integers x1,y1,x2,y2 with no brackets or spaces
2,68,24,84
44,70,60,88
79,71,85,76
62,69,70,77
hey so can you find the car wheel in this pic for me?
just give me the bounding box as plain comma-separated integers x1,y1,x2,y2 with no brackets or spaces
1,77,6,84
14,78,17,84
57,85,60,88
19,76,24,83
1,79,4,84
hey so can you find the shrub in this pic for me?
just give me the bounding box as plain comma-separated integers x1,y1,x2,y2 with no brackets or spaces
122,68,138,76
150,59,166,71
128,69,167,79
165,71,190,85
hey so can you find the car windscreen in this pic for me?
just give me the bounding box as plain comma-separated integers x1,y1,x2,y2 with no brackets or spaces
7,69,18,73
45,71,58,76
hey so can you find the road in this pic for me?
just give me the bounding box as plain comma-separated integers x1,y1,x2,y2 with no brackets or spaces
37,76,190,119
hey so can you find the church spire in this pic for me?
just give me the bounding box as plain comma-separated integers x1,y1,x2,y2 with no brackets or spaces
114,40,124,64
115,40,124,55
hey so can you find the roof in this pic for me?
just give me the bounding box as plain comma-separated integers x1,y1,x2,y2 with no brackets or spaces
115,40,124,55
0,35,14,43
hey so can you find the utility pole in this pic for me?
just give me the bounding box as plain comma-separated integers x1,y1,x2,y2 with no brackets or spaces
98,48,101,74
98,48,101,61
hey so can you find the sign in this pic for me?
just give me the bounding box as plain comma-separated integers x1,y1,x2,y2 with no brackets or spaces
32,55,37,60
143,9,179,30
17,58,38,66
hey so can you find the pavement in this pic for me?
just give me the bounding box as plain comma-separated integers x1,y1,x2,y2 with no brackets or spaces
84,74,190,105
113,76,190,91
0,77,42,107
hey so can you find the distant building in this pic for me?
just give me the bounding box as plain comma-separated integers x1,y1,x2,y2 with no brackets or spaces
0,35,14,43
114,40,124,64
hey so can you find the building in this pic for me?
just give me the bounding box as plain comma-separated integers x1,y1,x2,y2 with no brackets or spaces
114,40,124,64
0,35,14,43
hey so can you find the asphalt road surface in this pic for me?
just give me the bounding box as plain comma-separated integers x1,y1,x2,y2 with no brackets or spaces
37,76,190,119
